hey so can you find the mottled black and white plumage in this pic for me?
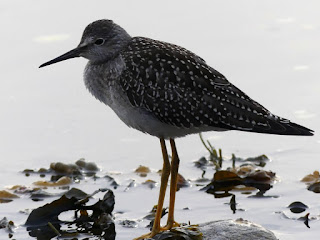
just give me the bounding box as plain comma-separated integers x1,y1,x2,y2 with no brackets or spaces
119,37,312,136
40,19,314,138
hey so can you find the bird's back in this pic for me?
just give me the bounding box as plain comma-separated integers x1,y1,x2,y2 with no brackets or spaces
117,37,313,136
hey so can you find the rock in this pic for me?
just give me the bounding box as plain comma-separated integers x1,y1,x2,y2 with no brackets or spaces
148,219,277,240
199,219,278,240
135,165,151,177
307,182,320,193
287,201,308,213
33,176,72,187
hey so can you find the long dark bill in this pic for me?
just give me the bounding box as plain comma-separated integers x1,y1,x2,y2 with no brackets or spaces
39,46,84,68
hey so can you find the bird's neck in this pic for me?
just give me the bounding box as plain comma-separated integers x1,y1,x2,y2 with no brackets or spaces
84,55,126,103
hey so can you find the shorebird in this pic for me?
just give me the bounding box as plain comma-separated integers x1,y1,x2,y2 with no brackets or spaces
40,19,313,239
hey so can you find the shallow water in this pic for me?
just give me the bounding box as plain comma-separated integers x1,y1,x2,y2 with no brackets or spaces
0,1,319,239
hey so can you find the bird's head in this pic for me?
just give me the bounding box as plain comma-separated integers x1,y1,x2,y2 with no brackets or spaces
39,19,131,68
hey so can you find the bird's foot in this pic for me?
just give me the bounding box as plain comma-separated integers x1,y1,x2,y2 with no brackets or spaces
161,220,180,230
133,230,159,240
133,221,180,239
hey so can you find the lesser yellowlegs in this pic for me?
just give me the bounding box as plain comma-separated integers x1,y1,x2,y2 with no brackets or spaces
40,19,313,239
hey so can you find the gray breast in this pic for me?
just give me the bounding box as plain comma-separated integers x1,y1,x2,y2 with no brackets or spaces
83,56,171,137
84,56,125,105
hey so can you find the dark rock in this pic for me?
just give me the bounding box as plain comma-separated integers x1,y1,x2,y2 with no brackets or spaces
199,219,278,240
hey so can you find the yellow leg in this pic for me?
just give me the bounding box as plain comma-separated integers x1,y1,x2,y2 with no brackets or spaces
134,138,171,240
162,138,180,230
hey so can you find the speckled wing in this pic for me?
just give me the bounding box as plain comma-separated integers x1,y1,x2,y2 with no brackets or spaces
119,37,313,136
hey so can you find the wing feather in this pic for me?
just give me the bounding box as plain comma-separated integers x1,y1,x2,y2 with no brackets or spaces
118,37,313,136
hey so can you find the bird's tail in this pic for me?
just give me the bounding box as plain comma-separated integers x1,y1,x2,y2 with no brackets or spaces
250,116,314,136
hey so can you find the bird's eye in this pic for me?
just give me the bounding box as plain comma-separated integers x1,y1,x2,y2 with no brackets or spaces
94,38,105,45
